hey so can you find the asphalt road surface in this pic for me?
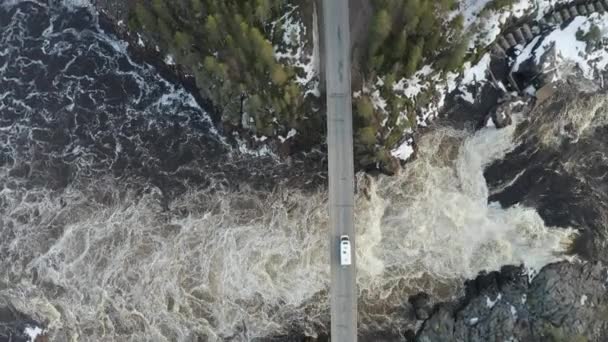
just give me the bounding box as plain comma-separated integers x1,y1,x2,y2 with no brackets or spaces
322,0,357,340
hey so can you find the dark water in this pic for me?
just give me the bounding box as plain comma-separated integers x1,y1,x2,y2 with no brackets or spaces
0,0,324,199
0,1,601,341
0,0,324,341
0,1,225,189
485,90,608,262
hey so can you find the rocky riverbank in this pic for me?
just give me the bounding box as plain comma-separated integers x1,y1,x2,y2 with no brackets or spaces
417,261,608,342
90,0,484,175
0,304,47,342
3,0,608,341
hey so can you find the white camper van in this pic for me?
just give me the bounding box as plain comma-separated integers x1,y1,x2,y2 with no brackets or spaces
340,235,351,266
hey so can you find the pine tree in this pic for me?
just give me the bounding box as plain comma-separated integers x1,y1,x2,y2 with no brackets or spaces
270,64,288,85
403,0,421,31
205,15,221,45
134,3,156,30
391,30,408,61
191,0,202,14
249,27,274,66
174,31,192,51
203,56,221,77
357,127,377,146
437,39,468,71
151,0,173,25
369,9,392,57
404,39,424,76
255,0,272,23
157,18,174,50
246,94,263,114
356,96,374,123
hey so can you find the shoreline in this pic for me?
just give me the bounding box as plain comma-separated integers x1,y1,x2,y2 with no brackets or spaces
92,2,331,162
95,9,224,127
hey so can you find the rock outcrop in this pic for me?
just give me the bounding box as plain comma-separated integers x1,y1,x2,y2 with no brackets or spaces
0,305,47,342
417,262,608,342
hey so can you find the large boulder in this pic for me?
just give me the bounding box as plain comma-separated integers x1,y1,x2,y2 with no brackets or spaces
417,262,608,342
409,293,433,321
486,93,534,129
0,304,47,342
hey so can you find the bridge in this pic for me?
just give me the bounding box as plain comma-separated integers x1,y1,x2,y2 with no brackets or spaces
322,0,357,340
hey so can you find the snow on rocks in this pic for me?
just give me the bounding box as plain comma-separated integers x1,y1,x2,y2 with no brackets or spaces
513,13,608,80
278,128,297,143
535,0,575,20
253,135,268,142
24,326,45,342
236,136,274,157
362,0,587,163
370,88,388,114
164,54,175,66
486,293,502,308
136,33,145,47
461,53,491,87
419,262,608,341
386,64,471,161
510,305,517,317
458,53,491,103
460,0,534,48
391,65,458,128
391,137,414,161
393,65,434,99
272,4,319,97
354,84,389,115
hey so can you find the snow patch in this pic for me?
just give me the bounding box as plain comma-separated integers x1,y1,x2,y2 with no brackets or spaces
59,0,93,10
390,66,457,128
370,89,388,114
272,5,319,97
486,117,496,128
164,55,175,66
461,53,491,85
510,305,517,317
580,294,588,306
524,85,536,96
513,14,608,80
469,317,479,325
236,137,274,157
24,326,44,342
486,293,502,308
525,266,538,282
461,0,533,47
458,53,491,103
279,128,297,143
535,0,574,19
393,65,434,99
391,138,414,161
137,34,145,47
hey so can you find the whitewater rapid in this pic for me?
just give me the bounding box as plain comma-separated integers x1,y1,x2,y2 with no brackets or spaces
0,1,576,341
1,126,575,340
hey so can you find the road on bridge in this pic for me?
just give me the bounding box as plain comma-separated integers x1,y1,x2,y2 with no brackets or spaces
322,0,357,340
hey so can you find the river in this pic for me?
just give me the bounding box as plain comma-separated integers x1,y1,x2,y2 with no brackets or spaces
0,1,580,341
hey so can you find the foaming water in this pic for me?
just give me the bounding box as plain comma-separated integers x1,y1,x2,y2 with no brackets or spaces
533,94,608,148
1,126,575,340
361,124,574,282
486,89,608,263
353,123,575,332
0,1,576,341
